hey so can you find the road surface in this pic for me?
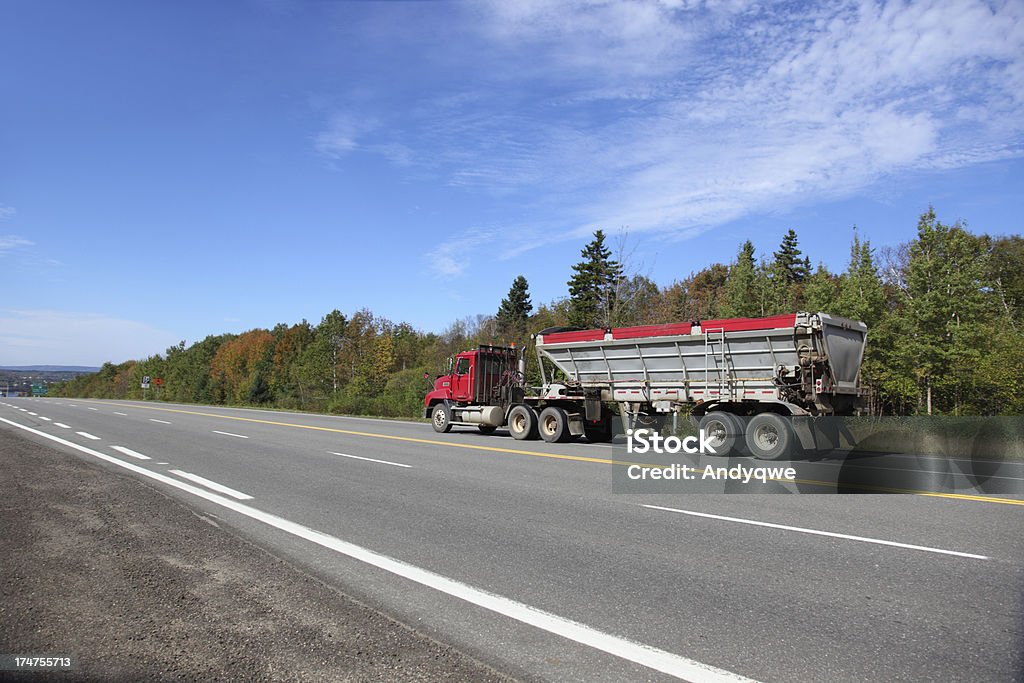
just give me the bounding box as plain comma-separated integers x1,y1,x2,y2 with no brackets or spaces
2,397,1022,682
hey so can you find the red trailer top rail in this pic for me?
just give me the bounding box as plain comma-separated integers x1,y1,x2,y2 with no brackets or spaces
540,313,799,344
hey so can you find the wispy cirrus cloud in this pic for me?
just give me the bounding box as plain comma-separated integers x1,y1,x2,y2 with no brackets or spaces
0,235,33,256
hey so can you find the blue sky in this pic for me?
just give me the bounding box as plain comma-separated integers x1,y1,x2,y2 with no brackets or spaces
2,0,1022,366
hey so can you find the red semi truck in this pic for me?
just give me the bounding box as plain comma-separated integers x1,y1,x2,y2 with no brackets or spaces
423,312,867,459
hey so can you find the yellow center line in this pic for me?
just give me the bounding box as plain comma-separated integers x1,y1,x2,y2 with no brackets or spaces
90,401,1024,506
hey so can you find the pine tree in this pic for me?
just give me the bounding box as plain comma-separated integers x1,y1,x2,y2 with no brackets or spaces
567,230,623,328
834,230,884,328
496,275,533,340
773,229,810,283
721,240,759,318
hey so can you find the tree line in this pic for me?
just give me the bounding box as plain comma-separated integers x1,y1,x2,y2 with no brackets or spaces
53,208,1024,416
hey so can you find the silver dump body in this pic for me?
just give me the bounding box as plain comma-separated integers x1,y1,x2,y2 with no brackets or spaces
535,312,867,413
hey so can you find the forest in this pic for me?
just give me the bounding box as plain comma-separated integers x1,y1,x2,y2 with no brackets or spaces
53,209,1024,417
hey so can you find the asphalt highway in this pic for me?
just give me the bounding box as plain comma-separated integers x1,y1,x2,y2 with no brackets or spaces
2,397,1022,682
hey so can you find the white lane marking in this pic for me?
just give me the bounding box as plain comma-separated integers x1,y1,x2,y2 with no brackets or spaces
212,430,248,439
39,416,52,421
76,431,101,441
114,412,128,416
111,446,151,461
69,404,78,407
642,505,989,561
329,451,412,468
55,423,71,429
0,415,756,683
87,407,98,411
149,419,171,424
168,470,254,500
27,412,37,416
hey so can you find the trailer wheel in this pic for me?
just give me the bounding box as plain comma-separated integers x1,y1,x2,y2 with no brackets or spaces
698,412,742,456
508,405,539,440
538,406,571,443
478,425,497,435
430,403,452,433
745,413,795,460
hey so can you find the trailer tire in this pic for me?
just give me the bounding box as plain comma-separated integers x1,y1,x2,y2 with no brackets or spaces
508,405,539,441
538,406,572,443
698,412,743,456
430,403,452,433
478,425,497,435
745,413,796,460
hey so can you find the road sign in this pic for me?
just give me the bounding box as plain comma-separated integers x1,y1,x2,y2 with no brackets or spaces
143,375,151,384
141,382,151,390
154,378,164,386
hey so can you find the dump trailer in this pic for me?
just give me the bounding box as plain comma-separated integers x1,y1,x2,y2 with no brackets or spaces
423,312,867,459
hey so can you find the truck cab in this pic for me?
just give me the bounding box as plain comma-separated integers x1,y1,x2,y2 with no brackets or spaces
423,346,521,432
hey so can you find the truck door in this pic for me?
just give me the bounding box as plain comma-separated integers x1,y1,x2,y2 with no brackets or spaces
452,355,472,402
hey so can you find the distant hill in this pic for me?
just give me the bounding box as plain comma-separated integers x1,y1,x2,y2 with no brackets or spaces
0,365,100,373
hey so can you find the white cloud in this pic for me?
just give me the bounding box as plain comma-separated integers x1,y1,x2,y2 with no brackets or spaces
0,235,33,255
0,310,180,366
426,243,466,278
313,113,377,159
0,205,15,219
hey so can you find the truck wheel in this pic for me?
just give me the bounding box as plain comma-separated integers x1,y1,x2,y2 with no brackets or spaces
744,413,795,460
538,406,571,443
508,405,539,440
478,425,497,435
698,412,742,456
431,403,452,433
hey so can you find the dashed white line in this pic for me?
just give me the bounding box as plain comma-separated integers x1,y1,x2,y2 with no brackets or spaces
169,470,253,500
328,451,412,468
149,419,171,424
0,415,755,683
642,504,989,560
114,412,128,416
27,411,37,416
212,430,248,439
76,431,101,441
87,407,98,411
55,423,71,429
111,446,151,461
39,416,52,421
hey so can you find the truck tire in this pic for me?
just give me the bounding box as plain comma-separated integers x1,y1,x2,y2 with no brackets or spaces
478,425,497,435
508,405,539,440
744,413,796,460
698,412,742,456
431,403,452,433
538,406,572,443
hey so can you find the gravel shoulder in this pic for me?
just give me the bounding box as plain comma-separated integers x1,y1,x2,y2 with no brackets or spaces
0,429,513,682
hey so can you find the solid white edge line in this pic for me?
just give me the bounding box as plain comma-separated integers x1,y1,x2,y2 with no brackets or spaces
168,470,254,500
111,445,151,461
0,415,757,683
212,430,249,439
642,505,989,560
75,431,101,441
328,451,412,468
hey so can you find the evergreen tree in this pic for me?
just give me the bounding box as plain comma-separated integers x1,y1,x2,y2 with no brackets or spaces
495,275,533,340
773,229,810,283
567,230,623,328
721,241,759,318
834,230,884,328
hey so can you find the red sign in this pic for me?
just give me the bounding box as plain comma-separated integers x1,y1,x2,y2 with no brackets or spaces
154,378,164,386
